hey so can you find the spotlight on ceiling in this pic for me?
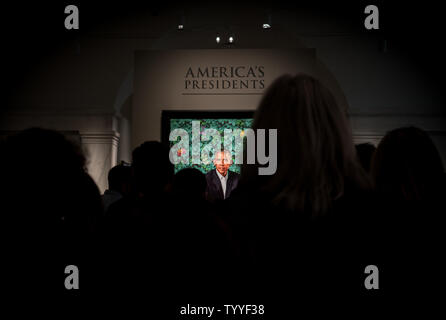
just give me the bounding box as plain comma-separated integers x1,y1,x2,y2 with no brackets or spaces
177,13,185,30
263,13,272,29
216,36,221,43
228,36,234,43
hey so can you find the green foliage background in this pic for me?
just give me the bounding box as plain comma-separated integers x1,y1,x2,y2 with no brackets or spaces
170,118,253,174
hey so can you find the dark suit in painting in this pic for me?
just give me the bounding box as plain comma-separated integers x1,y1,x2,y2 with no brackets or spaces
205,169,240,202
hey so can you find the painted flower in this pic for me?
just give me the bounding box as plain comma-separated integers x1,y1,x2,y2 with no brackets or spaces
177,148,186,157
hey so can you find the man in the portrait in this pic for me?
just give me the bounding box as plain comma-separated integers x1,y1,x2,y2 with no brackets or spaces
205,150,240,202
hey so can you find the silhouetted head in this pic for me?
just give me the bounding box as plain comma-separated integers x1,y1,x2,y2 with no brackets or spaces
172,168,207,200
371,127,445,202
242,73,368,216
2,127,103,242
213,150,232,177
107,164,132,195
355,143,376,173
131,141,174,197
3,127,86,176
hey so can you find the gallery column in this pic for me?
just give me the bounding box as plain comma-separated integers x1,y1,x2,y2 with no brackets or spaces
80,131,120,194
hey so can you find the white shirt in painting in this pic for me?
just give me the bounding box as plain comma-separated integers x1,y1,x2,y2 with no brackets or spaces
216,170,228,199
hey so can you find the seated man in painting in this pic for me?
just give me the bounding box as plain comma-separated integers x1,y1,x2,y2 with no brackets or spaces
205,150,240,202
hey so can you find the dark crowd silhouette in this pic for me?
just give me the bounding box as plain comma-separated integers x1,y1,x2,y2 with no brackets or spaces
2,74,445,313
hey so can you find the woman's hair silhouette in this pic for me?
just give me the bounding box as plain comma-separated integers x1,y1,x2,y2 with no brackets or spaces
241,73,369,216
